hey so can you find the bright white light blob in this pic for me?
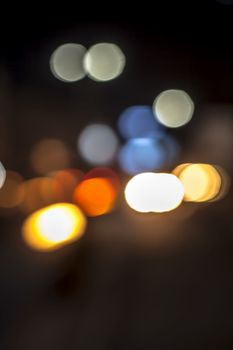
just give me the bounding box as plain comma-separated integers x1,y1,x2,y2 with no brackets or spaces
118,105,163,139
78,124,118,165
84,43,125,81
22,203,87,251
50,43,86,82
125,172,184,213
0,162,6,188
153,89,194,128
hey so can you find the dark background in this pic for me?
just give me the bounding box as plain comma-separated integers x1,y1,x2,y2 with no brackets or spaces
0,2,233,349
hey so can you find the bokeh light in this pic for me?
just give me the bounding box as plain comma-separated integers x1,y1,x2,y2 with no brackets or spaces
83,167,120,192
118,106,163,139
118,138,166,174
73,177,118,217
50,43,86,82
30,138,71,175
0,161,6,188
153,89,194,128
118,135,180,174
173,163,222,202
210,165,231,202
22,203,86,252
125,172,184,213
78,124,118,165
50,169,84,202
0,171,24,209
19,177,62,213
84,43,125,81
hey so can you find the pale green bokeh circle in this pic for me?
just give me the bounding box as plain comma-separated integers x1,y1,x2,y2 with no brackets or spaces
153,89,194,128
84,43,125,82
50,43,86,82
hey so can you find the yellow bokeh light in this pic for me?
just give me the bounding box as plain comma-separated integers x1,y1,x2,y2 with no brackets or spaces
22,203,86,251
173,163,222,202
124,172,184,213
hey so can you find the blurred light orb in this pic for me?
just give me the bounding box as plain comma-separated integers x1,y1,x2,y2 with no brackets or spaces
125,172,184,213
173,163,222,202
0,162,6,188
50,169,84,202
19,177,62,213
118,138,166,174
211,165,231,201
84,43,125,81
50,43,86,82
73,177,117,217
30,138,71,175
153,89,194,128
118,106,163,139
78,124,118,165
0,171,24,208
84,167,120,192
22,203,86,251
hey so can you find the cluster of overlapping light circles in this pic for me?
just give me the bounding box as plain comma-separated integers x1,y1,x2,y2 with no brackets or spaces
117,105,180,174
78,124,119,165
50,42,125,83
49,168,84,202
0,162,6,188
173,163,229,202
73,168,120,217
22,203,87,252
153,90,194,128
125,172,184,213
19,177,61,213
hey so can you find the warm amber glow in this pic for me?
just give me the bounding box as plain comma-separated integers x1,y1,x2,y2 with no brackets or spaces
19,177,62,213
0,171,24,208
173,163,222,202
30,139,71,175
73,178,117,217
124,172,184,213
50,169,84,202
22,203,86,251
83,167,120,192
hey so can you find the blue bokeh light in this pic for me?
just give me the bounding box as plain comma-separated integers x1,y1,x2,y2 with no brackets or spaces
118,138,166,174
118,135,180,174
118,106,164,139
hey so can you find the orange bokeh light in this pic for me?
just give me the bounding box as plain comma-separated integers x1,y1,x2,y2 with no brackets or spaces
51,169,84,202
73,177,118,217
